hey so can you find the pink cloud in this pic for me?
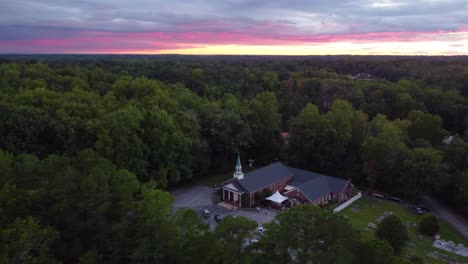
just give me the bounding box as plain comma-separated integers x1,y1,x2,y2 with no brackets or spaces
1,24,467,53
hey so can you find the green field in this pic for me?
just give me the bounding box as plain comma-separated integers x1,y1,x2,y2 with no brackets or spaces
340,196,468,264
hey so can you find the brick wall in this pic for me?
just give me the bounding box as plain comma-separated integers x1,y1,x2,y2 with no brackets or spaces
250,175,293,205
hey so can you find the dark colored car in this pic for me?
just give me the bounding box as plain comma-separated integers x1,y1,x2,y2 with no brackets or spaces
214,214,223,222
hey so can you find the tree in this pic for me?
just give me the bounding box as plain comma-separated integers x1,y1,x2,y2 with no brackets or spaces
213,216,257,264
361,120,407,191
354,239,395,264
261,204,359,263
409,255,424,264
248,92,282,164
418,215,439,236
288,100,359,174
400,148,444,197
241,193,251,208
288,103,324,168
262,71,278,90
95,105,145,176
131,189,178,264
40,150,116,261
0,149,13,182
0,217,58,264
255,191,266,204
320,99,356,172
79,251,100,264
172,208,214,263
407,110,448,146
375,215,408,253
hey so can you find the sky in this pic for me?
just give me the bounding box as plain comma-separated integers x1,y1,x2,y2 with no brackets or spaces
0,0,467,55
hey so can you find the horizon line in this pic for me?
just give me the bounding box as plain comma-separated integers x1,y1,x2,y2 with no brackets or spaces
1,53,467,57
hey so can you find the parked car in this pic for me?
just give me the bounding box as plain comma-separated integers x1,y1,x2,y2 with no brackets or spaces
214,214,223,222
391,197,405,203
202,209,210,219
416,204,430,212
370,193,386,199
410,205,424,215
257,226,266,235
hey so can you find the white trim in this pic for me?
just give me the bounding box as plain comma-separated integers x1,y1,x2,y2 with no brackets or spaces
333,192,362,213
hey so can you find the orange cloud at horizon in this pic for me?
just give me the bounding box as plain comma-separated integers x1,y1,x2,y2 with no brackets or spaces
117,39,468,56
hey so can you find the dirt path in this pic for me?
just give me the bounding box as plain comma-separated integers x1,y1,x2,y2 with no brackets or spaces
423,196,468,241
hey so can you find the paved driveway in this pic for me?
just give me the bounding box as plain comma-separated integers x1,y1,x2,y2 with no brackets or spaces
171,185,214,208
197,205,277,231
171,185,277,230
423,196,468,241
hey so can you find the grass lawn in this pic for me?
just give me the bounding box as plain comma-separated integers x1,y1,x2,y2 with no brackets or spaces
340,196,468,264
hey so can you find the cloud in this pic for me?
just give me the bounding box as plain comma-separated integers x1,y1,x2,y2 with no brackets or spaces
0,0,467,54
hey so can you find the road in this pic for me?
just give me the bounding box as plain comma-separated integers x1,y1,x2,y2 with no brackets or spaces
423,196,468,241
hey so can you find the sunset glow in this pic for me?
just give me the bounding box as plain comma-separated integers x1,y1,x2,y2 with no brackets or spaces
0,0,467,55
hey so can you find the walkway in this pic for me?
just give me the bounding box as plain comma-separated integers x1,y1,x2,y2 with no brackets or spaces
423,196,468,241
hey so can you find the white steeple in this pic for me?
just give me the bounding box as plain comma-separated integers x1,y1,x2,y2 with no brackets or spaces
233,153,244,180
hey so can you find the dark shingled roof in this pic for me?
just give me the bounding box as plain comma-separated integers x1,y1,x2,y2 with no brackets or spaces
288,167,349,202
237,162,292,192
224,180,247,193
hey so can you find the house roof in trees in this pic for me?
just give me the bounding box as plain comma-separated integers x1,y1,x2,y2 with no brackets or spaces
237,162,293,192
287,167,349,202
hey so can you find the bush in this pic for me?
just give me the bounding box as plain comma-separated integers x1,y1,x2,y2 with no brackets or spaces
376,215,408,253
255,189,273,205
418,215,439,236
255,191,266,204
263,189,273,197
241,193,250,208
409,255,424,264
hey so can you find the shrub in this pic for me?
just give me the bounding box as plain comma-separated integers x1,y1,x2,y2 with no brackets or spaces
241,193,250,208
255,189,273,205
418,215,439,236
255,191,266,204
263,188,273,197
409,255,424,264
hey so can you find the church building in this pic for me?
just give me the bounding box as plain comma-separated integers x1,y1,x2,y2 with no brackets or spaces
221,154,353,208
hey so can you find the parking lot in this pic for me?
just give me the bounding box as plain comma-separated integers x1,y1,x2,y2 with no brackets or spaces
171,185,214,208
171,185,277,230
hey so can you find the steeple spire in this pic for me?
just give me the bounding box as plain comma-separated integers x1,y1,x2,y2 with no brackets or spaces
233,152,244,180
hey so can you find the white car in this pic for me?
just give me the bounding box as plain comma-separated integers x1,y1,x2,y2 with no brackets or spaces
257,226,266,235
202,209,210,218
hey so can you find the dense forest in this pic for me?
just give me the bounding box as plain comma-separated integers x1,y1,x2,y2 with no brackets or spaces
0,55,467,263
